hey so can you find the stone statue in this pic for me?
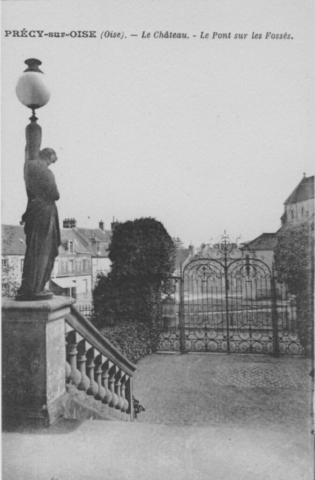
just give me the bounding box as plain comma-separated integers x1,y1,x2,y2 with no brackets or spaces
17,117,61,300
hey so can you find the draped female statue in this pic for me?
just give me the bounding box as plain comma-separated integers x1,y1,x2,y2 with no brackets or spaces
17,118,61,300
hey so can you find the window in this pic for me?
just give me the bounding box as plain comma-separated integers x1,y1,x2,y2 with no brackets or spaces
69,241,74,254
2,259,8,268
20,259,24,272
83,279,88,293
82,259,87,272
291,210,294,220
68,260,74,273
301,207,304,217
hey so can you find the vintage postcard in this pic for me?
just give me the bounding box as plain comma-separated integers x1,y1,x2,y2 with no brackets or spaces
2,1,314,479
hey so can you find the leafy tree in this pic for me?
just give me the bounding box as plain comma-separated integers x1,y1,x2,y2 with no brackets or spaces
274,221,314,356
93,218,176,353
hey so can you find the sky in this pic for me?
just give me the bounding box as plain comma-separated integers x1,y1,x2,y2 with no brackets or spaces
2,0,315,247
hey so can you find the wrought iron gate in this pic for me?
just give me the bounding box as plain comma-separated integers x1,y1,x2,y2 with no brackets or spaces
158,233,302,355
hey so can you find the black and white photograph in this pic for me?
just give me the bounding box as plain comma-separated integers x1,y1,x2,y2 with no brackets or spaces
1,1,314,479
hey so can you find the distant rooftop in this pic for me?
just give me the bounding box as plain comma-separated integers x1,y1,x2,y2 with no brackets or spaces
76,227,111,244
244,233,278,251
284,175,314,205
175,248,191,270
59,229,92,255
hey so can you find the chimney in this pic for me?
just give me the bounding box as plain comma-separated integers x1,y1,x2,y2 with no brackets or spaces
99,220,104,231
111,216,119,231
63,218,77,228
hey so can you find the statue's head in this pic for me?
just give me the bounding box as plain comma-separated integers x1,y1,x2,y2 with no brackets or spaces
39,148,57,166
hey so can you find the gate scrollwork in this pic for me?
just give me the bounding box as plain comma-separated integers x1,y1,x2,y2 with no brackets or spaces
159,232,302,355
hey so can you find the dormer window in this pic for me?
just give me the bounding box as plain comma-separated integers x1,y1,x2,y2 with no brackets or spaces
69,241,74,254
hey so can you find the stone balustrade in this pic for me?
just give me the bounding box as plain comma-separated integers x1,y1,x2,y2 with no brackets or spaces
2,297,136,429
65,305,136,421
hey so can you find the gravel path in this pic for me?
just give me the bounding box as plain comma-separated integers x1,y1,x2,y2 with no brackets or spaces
134,353,313,430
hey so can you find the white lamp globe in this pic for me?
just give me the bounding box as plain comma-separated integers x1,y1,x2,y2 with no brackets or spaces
16,59,51,110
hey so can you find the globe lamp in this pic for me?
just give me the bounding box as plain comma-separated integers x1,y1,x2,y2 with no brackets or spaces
16,59,51,113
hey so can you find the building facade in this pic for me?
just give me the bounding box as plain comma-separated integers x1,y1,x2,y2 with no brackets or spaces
49,227,93,305
1,225,26,296
74,220,111,288
245,174,314,267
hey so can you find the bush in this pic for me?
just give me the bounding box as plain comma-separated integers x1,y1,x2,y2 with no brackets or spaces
99,322,154,364
92,217,176,356
274,221,314,356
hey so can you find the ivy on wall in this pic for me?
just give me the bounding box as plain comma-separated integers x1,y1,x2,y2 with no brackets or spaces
274,221,314,356
92,217,176,361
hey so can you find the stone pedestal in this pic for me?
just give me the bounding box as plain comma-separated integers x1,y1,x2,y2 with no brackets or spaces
2,296,75,429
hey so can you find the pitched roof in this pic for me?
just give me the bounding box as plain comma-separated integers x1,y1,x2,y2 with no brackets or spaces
175,248,191,270
75,228,110,257
244,233,278,251
2,225,27,255
76,227,111,243
2,224,94,256
284,175,314,205
60,228,92,255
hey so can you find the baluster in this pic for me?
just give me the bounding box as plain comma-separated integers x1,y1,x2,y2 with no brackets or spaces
65,361,71,383
109,365,119,416
86,348,98,398
66,331,81,388
121,374,129,421
77,340,90,394
65,327,72,383
125,376,134,421
101,360,113,416
94,354,106,402
115,370,124,419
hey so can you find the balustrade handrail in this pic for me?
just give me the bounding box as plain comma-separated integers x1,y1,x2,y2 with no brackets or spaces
66,305,136,377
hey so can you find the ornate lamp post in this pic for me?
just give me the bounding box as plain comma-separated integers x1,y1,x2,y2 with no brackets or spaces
16,59,61,301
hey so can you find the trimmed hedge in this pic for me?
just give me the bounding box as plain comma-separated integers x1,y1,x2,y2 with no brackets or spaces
92,217,176,358
99,322,154,365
